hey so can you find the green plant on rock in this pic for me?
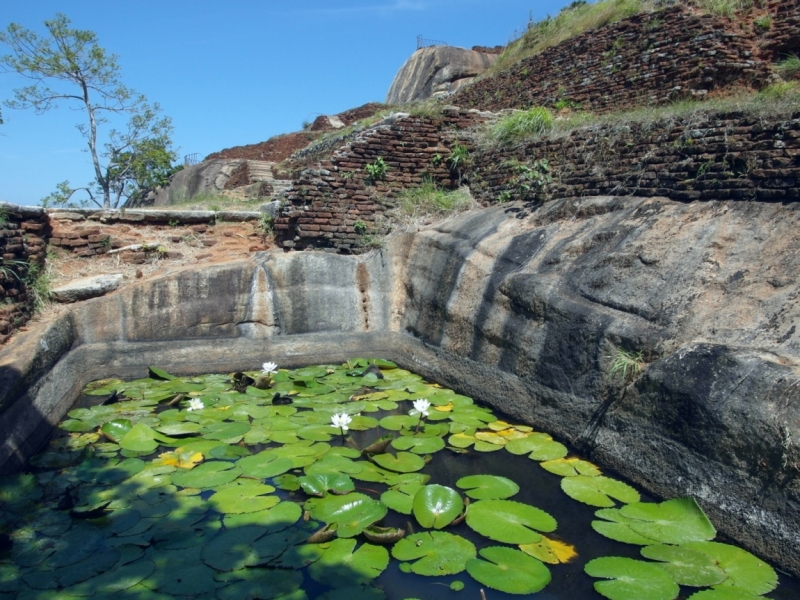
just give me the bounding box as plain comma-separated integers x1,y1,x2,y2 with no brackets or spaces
754,15,772,30
353,220,368,235
776,53,800,78
364,157,388,182
23,261,50,313
395,180,475,219
607,348,645,384
500,159,552,203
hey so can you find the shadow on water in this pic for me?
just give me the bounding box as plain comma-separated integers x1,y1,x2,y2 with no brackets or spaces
1,368,799,600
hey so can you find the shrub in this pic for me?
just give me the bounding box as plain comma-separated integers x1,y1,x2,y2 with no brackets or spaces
759,81,800,99
776,54,800,78
753,15,772,30
490,107,554,144
364,157,388,181
608,348,645,384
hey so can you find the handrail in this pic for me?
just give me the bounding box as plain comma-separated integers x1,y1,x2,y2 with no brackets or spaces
184,153,201,166
417,35,447,50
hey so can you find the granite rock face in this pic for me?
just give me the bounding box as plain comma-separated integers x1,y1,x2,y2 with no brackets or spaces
50,274,123,303
386,46,498,105
1,197,798,576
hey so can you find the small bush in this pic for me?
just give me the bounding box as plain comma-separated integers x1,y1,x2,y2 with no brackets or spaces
364,157,388,181
776,54,800,78
24,262,50,313
490,107,554,144
758,81,800,99
753,15,772,30
608,348,645,384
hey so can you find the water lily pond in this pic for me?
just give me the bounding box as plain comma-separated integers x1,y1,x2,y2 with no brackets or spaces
1,359,797,600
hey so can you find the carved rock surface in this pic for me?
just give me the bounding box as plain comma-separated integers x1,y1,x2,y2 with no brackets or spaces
50,274,123,303
386,46,498,105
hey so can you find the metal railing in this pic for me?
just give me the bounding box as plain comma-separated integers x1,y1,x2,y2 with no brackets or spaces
184,153,201,166
417,35,447,50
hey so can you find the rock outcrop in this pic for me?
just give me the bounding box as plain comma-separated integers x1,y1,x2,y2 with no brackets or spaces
386,46,498,105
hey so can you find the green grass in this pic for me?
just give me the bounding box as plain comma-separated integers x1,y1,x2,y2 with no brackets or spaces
395,181,476,218
776,54,800,79
488,107,554,145
607,348,645,384
487,0,648,77
693,0,754,18
23,262,50,313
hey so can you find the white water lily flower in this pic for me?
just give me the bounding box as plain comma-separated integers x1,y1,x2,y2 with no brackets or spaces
187,398,205,411
262,361,278,375
409,398,431,417
331,412,353,432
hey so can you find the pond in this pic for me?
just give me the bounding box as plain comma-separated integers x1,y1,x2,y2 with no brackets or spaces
1,358,797,600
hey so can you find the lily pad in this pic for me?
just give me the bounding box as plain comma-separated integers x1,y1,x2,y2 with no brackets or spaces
170,460,241,489
119,423,161,453
216,568,303,600
456,475,519,500
148,366,177,380
684,541,777,595
308,538,389,588
100,419,134,443
308,492,388,537
381,481,425,515
210,480,279,513
619,498,717,545
412,485,464,529
640,544,727,587
540,457,601,477
466,499,556,544
391,435,445,455
236,451,294,479
504,433,568,461
592,509,662,546
392,531,476,576
299,473,355,496
584,556,680,600
686,590,764,600
316,584,386,600
372,451,426,473
519,535,578,565
561,475,640,508
466,546,552,595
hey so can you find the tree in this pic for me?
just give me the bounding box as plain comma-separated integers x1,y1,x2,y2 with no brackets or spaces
0,14,178,209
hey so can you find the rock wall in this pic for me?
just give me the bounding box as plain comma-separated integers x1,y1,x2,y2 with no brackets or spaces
452,6,768,113
469,109,800,204
766,0,800,59
386,46,499,105
0,204,49,345
274,109,488,252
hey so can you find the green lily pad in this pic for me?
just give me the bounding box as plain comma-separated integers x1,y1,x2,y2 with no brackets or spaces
584,556,680,600
684,541,778,595
236,451,294,479
640,544,727,587
561,475,640,508
202,421,250,441
202,526,286,571
210,480,279,513
592,509,662,545
540,457,602,477
379,414,420,431
372,451,426,473
412,485,464,529
308,538,389,587
119,423,161,453
148,366,177,380
504,433,568,460
308,492,388,537
154,422,201,436
456,474,519,500
66,558,155,594
466,546,552,595
299,473,355,496
223,500,302,530
216,568,304,600
686,590,764,600
305,454,363,476
0,473,42,506
316,584,386,600
392,531,475,576
619,498,717,545
170,460,241,489
391,435,445,454
381,481,424,515
101,419,134,442
466,499,556,544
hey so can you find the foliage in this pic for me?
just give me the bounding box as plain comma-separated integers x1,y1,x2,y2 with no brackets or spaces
395,180,475,218
753,15,771,30
353,219,367,234
447,143,469,174
776,53,800,78
608,348,645,384
692,0,754,18
490,107,554,145
364,157,388,182
0,14,178,209
23,261,50,313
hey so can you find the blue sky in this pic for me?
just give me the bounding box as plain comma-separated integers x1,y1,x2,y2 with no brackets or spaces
1,0,573,206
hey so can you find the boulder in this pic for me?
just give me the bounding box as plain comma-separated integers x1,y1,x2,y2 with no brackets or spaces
50,274,123,303
386,46,499,105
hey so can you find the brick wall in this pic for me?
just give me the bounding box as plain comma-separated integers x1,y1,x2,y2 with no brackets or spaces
452,6,767,114
468,110,800,205
273,108,488,252
765,0,800,59
0,205,49,344
47,209,263,264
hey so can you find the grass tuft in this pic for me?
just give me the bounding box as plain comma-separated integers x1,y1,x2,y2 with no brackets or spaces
608,348,645,384
395,180,476,218
489,107,554,145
